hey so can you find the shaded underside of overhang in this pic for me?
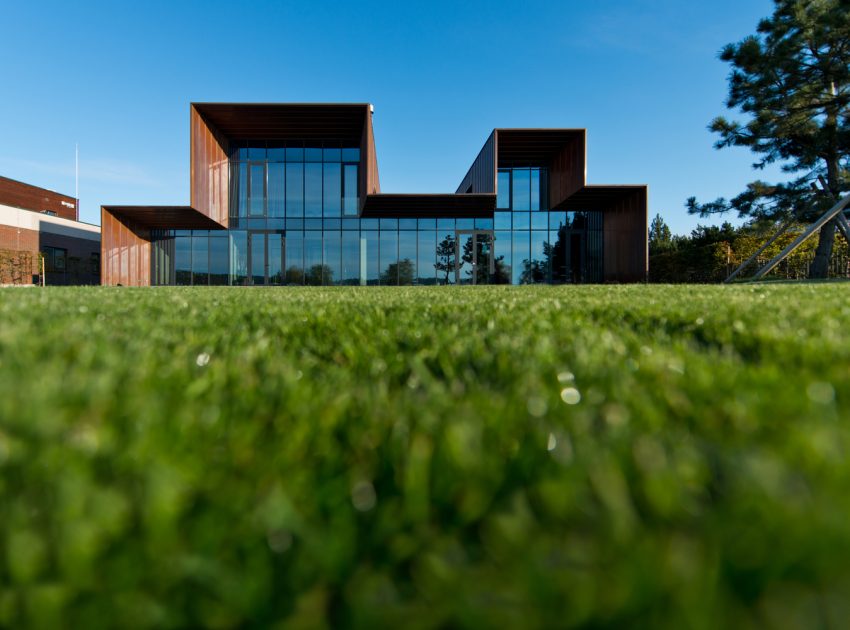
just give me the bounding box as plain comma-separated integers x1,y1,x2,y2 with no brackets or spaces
102,206,225,230
555,185,647,211
361,194,496,218
191,103,368,143
496,129,584,168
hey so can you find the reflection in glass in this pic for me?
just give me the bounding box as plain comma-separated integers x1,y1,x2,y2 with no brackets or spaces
176,235,191,285
230,231,248,286
343,164,358,216
513,212,530,230
398,230,417,285
380,230,398,285
192,234,208,285
210,236,229,285
286,163,303,217
525,231,549,284
305,163,323,218
417,230,436,285
250,232,265,285
531,168,540,211
304,231,324,285
494,231,512,284
494,212,511,230
550,227,567,284
497,170,511,208
435,233,456,285
323,230,341,285
362,230,379,285
341,231,360,285
512,168,530,210
323,163,341,217
268,234,283,285
512,231,529,285
238,163,248,218
459,234,474,285
268,163,285,218
285,231,304,285
250,164,265,217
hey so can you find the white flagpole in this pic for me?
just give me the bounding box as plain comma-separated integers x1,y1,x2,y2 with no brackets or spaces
75,143,79,220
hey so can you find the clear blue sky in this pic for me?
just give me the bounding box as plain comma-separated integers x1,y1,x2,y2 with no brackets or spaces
0,0,782,235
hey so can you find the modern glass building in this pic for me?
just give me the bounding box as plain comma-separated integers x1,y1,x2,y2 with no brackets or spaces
102,104,646,286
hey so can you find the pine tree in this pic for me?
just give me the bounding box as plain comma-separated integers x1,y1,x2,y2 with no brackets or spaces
649,214,673,254
688,0,850,278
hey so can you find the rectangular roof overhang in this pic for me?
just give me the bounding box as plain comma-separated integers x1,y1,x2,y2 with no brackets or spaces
102,206,226,230
191,103,369,143
496,129,585,167
555,185,646,211
361,194,496,218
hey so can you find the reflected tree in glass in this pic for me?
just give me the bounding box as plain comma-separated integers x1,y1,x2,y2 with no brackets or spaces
381,259,414,286
435,234,460,285
305,264,333,286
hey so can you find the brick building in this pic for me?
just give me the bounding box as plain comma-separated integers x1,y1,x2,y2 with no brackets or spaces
0,176,101,285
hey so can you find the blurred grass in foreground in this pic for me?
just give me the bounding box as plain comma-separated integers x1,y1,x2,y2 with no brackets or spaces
1,285,849,628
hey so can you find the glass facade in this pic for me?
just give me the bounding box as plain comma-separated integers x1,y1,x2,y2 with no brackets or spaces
150,154,603,285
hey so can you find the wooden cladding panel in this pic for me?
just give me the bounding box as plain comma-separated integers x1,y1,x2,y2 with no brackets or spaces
101,207,151,286
456,131,496,194
0,176,77,221
602,188,648,283
190,106,230,227
550,132,586,209
359,108,380,212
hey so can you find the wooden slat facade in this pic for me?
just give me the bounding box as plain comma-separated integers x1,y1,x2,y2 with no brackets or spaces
360,107,380,211
456,131,497,194
101,207,151,286
190,106,230,227
0,176,78,221
602,188,648,283
549,131,586,208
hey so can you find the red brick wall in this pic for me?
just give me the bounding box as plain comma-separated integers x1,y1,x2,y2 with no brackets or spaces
0,224,39,283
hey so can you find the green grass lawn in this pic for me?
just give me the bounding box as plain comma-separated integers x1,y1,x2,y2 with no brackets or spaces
1,285,849,628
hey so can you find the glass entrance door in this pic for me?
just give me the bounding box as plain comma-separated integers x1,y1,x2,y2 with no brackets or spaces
455,230,495,285
247,231,284,285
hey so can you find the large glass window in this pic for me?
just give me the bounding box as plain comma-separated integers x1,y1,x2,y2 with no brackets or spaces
380,230,398,285
362,230,379,285
304,231,323,285
176,234,192,285
285,231,304,285
305,163,323,218
398,230,417,286
343,164,358,216
494,231,512,284
286,163,304,217
417,230,436,285
512,168,530,211
512,231,529,285
497,170,511,209
210,235,229,285
249,164,265,217
323,230,341,285
192,234,209,285
341,231,360,285
323,163,341,217
529,231,549,284
268,163,285,218
238,163,248,218
230,232,248,286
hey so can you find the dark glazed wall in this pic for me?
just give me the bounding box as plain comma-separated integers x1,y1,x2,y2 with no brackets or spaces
190,106,230,227
101,208,151,286
602,188,648,283
456,131,497,194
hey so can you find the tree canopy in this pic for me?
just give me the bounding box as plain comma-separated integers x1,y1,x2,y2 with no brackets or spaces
688,0,850,277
